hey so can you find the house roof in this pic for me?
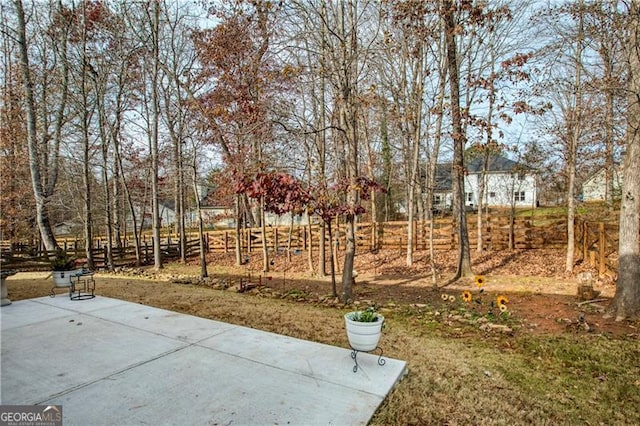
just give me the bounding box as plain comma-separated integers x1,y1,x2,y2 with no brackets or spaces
433,155,534,192
159,200,176,211
581,163,623,187
434,163,452,192
466,155,531,173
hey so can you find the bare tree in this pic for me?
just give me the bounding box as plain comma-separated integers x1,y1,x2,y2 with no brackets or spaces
148,1,163,270
159,1,199,264
380,2,432,267
443,0,473,280
609,0,640,320
12,0,70,251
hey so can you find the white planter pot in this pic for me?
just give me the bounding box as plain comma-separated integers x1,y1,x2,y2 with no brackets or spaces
344,312,384,352
52,270,82,287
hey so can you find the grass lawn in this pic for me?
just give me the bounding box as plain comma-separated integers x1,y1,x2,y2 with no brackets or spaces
7,265,639,425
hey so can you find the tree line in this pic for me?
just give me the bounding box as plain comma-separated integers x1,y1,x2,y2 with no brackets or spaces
1,1,638,318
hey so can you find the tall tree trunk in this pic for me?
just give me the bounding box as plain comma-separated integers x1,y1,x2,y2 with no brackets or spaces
477,52,496,254
406,137,420,266
603,54,615,208
476,150,490,253
381,107,392,222
174,141,186,263
609,1,640,320
318,2,329,276
149,1,163,270
337,0,359,303
307,213,314,273
406,45,424,267
79,5,94,269
427,36,446,281
319,222,327,276
192,159,208,278
96,78,114,270
163,67,187,263
566,0,584,273
13,0,61,251
327,221,337,297
443,0,472,280
113,162,123,250
261,197,269,272
234,194,243,266
81,93,94,269
113,122,142,266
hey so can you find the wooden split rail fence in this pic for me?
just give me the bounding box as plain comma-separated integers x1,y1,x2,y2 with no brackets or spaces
205,215,569,253
0,215,621,277
0,239,200,271
575,219,619,278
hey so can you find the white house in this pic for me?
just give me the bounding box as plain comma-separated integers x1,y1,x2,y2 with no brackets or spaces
581,165,623,202
190,206,312,230
433,155,537,211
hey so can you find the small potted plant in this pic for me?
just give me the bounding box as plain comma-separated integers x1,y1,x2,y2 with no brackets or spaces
51,250,81,287
344,307,384,352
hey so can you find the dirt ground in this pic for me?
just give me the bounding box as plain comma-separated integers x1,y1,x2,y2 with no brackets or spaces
5,249,637,338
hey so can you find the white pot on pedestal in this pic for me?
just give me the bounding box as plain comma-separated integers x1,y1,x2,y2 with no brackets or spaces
52,269,81,287
344,312,384,352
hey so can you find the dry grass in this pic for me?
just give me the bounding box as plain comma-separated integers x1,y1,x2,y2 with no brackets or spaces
6,273,640,425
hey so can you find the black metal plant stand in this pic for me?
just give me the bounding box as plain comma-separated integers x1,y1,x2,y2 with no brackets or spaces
69,271,95,300
350,346,386,373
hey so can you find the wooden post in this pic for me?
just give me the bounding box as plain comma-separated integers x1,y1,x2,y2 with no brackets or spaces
274,228,279,252
451,218,456,250
582,221,589,261
598,222,606,276
371,221,376,251
224,231,229,253
303,226,307,251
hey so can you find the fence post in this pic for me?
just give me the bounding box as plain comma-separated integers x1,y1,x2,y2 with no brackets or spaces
303,226,307,251
274,228,279,252
451,218,456,250
370,221,375,251
224,231,228,253
582,220,589,261
598,222,606,276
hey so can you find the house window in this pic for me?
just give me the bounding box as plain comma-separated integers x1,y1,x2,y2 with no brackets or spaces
433,194,442,204
518,173,525,181
514,191,525,202
466,192,473,203
489,191,496,198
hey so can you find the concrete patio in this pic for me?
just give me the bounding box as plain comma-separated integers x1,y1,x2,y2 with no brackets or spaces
1,296,407,425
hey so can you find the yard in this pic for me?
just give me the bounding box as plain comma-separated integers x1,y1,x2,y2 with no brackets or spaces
5,248,639,425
